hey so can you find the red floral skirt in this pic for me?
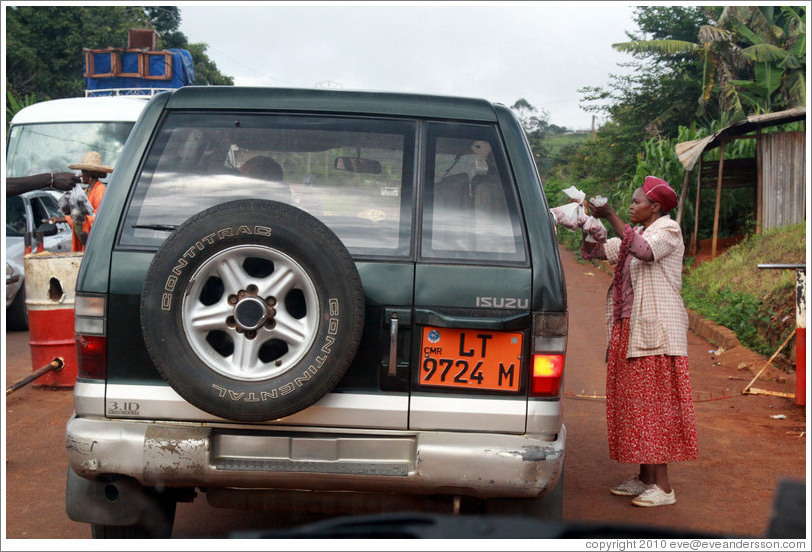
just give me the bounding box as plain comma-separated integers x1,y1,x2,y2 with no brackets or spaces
606,318,699,464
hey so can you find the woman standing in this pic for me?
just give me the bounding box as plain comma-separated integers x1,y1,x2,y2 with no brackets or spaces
582,176,699,508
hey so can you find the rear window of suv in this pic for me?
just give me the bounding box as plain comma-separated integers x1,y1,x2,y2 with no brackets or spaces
120,112,526,263
121,113,416,257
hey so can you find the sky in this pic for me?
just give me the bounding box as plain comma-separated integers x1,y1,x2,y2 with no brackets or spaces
178,1,639,131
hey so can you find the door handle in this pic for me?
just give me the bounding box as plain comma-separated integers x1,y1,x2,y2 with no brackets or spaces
388,313,399,376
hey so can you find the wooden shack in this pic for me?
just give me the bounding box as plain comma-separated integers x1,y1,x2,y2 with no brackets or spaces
674,108,806,258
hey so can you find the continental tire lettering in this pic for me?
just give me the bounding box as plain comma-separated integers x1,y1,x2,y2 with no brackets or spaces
293,365,318,387
212,384,280,401
329,298,339,316
208,310,338,401
160,226,273,312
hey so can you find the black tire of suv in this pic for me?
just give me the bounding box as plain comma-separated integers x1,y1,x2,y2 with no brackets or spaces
90,500,175,539
140,199,365,422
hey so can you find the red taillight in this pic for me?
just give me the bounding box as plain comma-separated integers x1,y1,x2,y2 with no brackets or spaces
530,354,564,397
76,334,107,380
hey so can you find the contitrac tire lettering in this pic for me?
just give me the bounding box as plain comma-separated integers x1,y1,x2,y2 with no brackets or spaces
161,225,273,312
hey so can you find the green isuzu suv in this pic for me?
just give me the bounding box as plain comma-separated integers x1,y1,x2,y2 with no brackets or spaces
65,86,568,537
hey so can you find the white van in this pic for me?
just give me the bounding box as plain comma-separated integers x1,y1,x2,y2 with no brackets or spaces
5,96,149,330
6,96,149,178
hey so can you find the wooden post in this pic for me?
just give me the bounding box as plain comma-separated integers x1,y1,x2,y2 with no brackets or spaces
691,156,703,256
676,169,691,225
755,127,763,234
711,140,726,259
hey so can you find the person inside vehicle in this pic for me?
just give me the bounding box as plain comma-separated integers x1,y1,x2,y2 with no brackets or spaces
238,155,283,182
238,155,307,208
6,171,79,196
582,175,698,508
470,140,493,170
49,151,113,251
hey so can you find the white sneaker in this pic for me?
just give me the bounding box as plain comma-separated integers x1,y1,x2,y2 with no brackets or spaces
631,484,676,507
610,475,648,496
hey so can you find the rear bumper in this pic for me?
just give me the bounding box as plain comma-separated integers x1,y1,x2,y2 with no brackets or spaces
66,414,564,500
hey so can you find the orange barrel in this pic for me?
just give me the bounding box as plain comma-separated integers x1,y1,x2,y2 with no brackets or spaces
24,252,83,387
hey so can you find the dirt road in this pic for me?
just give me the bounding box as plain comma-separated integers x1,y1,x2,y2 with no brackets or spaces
3,246,807,540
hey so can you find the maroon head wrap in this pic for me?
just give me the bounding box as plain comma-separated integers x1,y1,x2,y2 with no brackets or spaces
643,176,678,213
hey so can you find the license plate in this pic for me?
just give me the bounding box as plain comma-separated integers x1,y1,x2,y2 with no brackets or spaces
419,327,523,392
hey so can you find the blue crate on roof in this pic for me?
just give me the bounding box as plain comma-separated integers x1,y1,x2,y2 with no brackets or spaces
84,48,194,96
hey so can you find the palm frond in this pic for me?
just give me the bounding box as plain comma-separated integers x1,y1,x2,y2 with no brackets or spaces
700,47,716,103
784,71,806,107
716,6,742,27
740,43,789,63
745,7,780,41
698,25,733,44
612,39,698,56
717,65,748,122
778,54,802,70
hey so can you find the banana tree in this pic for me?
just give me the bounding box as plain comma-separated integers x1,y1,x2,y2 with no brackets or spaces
725,6,806,113
613,6,806,123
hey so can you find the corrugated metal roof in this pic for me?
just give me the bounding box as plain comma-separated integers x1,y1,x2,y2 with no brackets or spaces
675,107,806,171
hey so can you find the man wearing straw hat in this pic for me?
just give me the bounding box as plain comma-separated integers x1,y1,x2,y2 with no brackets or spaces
50,151,113,251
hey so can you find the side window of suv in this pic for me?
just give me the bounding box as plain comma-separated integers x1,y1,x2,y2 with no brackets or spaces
120,113,416,257
421,123,526,263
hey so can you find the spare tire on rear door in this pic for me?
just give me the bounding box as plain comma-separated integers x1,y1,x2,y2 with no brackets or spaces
140,199,365,422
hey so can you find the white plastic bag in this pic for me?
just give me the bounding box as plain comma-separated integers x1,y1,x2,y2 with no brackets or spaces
582,216,607,243
58,185,94,217
589,195,608,209
562,186,586,203
551,202,585,231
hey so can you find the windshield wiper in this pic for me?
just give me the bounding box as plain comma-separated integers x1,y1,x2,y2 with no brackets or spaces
132,224,177,232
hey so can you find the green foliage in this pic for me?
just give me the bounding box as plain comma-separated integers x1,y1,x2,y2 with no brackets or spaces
5,6,233,106
581,6,714,141
511,98,558,176
6,90,38,127
545,132,590,158
612,5,806,126
682,286,771,353
682,223,805,355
